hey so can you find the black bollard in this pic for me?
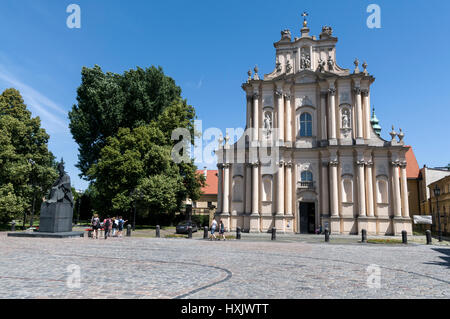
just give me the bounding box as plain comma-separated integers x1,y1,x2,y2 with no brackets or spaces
271,227,276,241
402,230,407,244
11,221,16,232
236,226,241,240
426,230,432,245
325,228,330,242
156,225,160,238
188,226,192,239
203,226,209,239
126,224,132,237
361,229,367,243
88,230,92,238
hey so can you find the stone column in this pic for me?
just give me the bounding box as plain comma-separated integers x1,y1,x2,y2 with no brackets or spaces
222,164,230,214
246,95,252,129
285,162,293,216
217,164,223,213
330,161,339,217
276,89,284,142
362,90,370,139
357,160,366,217
392,162,402,217
253,92,259,141
251,162,259,215
366,161,375,217
328,88,337,140
245,163,252,214
354,87,363,140
276,161,285,215
400,162,410,218
320,92,328,140
285,93,292,142
321,161,330,217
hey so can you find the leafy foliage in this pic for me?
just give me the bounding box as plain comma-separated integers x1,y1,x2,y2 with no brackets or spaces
69,66,204,221
0,89,57,224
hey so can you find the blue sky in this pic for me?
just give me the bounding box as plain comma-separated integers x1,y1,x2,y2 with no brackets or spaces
0,0,449,190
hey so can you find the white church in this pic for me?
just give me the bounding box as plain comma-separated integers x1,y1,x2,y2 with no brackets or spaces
215,16,412,235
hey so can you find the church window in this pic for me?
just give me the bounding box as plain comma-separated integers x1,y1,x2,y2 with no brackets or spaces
301,171,313,182
300,112,312,137
262,175,272,202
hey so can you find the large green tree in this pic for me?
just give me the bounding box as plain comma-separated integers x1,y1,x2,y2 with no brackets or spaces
69,65,182,178
69,66,204,220
0,89,57,224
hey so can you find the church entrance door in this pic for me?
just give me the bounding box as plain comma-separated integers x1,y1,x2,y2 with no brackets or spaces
299,202,315,234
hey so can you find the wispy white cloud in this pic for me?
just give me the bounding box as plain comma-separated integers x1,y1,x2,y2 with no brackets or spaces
0,65,68,133
186,76,204,89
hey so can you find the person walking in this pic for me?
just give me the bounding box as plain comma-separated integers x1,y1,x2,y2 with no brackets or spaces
117,216,127,238
219,219,226,241
91,214,101,239
103,216,112,239
111,217,118,237
210,219,218,240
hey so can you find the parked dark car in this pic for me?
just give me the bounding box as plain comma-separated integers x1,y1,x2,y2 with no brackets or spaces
176,221,198,234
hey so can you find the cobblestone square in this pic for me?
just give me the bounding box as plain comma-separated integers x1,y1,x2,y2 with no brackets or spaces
0,232,448,299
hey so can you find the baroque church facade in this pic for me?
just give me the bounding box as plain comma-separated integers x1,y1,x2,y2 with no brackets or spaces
215,17,413,235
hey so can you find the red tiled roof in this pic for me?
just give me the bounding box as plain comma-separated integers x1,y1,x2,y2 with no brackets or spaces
197,170,218,195
405,146,420,179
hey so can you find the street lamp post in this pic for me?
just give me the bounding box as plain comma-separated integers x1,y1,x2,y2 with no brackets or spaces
76,189,83,226
433,184,442,242
130,188,141,231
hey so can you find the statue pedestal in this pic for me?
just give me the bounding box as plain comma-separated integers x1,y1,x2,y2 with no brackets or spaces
39,202,73,233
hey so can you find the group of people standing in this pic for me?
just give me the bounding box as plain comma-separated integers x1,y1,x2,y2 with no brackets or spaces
209,218,226,240
90,214,128,239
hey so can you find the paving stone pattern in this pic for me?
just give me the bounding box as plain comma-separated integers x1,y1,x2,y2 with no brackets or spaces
0,233,448,299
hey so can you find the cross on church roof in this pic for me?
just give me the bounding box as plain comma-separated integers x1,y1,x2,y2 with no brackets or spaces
301,11,309,28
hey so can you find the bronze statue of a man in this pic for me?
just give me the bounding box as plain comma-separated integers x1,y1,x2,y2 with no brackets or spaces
44,160,74,207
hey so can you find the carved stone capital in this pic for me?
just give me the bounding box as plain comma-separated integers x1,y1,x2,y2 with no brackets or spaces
253,92,260,99
365,161,374,167
277,160,285,168
356,160,365,167
399,161,408,168
329,160,339,167
320,91,328,98
251,161,260,168
275,90,283,97
391,161,400,167
284,93,291,99
321,161,329,168
328,88,336,96
353,87,361,95
361,89,369,97
285,161,293,168
217,163,224,169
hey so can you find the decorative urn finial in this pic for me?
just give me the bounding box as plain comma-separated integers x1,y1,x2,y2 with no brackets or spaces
354,58,360,74
397,128,405,143
362,61,368,74
253,65,260,80
390,125,397,141
247,69,252,82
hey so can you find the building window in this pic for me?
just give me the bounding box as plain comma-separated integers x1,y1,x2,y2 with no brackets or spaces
342,178,353,203
301,171,313,182
262,175,272,202
299,113,312,137
377,177,388,204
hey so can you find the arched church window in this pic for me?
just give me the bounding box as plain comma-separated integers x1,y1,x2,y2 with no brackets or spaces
377,177,388,204
301,171,313,182
300,113,312,137
262,175,272,202
342,178,353,203
232,176,243,202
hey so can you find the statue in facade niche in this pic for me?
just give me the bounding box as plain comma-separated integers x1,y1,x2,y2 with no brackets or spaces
286,60,292,73
342,109,351,128
263,113,272,137
301,53,311,70
317,58,326,72
327,56,334,71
